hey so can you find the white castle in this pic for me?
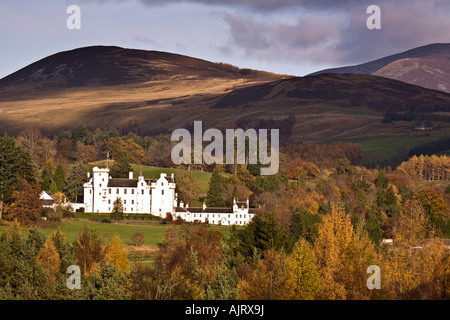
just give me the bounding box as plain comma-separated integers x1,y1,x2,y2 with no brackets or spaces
83,167,256,225
83,167,176,218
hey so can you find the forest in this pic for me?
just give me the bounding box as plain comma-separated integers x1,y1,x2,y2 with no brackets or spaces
0,126,449,300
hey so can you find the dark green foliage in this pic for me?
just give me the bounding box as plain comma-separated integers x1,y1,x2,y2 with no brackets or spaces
0,134,37,205
289,213,321,246
53,164,66,192
65,163,88,203
206,169,225,207
239,213,290,258
111,197,124,221
110,151,132,178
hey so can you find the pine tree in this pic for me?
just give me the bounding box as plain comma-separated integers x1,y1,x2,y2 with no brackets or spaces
53,164,66,192
206,169,225,207
65,162,88,203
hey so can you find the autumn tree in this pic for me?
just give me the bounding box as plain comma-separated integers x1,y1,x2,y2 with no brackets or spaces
175,170,199,205
74,226,104,274
131,231,145,246
313,204,378,300
5,179,43,226
381,200,450,299
238,248,292,300
104,236,130,274
286,238,322,300
36,237,61,281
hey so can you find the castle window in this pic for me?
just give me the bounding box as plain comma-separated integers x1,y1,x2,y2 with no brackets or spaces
132,200,134,205
109,189,111,194
116,188,119,194
141,190,144,195
124,200,127,204
132,189,135,195
161,190,164,195
108,200,111,204
124,189,127,194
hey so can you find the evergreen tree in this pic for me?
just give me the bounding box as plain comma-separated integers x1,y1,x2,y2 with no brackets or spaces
110,151,132,178
53,164,66,192
206,169,225,207
65,163,87,203
111,197,124,220
49,180,59,195
0,134,36,206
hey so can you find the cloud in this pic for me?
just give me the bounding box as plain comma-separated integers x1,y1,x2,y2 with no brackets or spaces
219,0,450,67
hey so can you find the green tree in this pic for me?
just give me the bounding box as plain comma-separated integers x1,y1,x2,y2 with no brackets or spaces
110,151,132,178
53,164,66,192
206,169,225,207
286,238,322,300
0,134,37,212
65,162,87,203
111,197,124,221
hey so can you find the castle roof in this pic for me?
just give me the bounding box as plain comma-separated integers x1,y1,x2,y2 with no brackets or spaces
107,178,139,188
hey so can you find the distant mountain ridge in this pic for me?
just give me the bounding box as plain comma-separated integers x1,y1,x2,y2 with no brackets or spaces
309,43,450,93
1,44,450,145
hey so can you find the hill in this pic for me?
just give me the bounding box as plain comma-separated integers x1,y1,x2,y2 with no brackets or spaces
373,58,450,93
1,45,450,150
0,45,282,89
309,43,450,93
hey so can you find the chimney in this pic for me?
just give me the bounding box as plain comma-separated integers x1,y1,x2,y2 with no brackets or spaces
180,201,184,208
202,202,206,210
129,172,133,179
87,172,90,179
186,203,189,208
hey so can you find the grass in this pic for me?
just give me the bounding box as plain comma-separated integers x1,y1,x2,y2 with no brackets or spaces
0,217,238,247
356,135,445,159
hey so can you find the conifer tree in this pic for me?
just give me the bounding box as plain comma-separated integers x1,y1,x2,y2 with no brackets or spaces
206,169,225,207
65,162,87,203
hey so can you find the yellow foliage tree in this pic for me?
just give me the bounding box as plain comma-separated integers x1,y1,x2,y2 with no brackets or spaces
313,203,378,300
104,236,130,274
238,249,292,300
36,237,61,281
286,238,322,300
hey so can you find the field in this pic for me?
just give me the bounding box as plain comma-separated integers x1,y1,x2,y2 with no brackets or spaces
0,217,238,266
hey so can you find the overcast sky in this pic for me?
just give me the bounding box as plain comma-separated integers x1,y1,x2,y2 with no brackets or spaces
1,0,449,79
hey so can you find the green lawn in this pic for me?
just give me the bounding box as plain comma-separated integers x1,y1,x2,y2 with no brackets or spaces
356,136,443,159
0,218,238,247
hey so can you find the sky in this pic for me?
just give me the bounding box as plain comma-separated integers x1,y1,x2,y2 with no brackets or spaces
1,0,449,79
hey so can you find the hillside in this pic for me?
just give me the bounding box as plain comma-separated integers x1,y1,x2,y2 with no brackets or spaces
373,58,450,93
0,45,282,89
1,45,450,147
309,43,450,94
